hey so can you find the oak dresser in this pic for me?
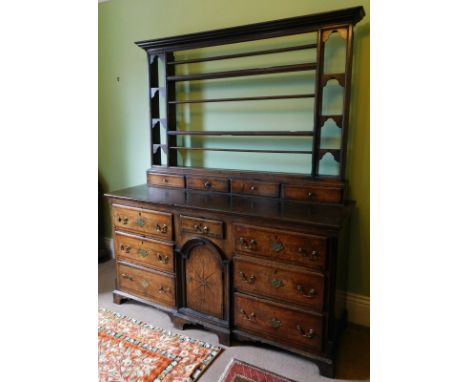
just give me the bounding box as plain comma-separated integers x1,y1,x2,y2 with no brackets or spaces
106,7,365,377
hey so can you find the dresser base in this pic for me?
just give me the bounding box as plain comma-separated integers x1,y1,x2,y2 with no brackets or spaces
232,329,335,378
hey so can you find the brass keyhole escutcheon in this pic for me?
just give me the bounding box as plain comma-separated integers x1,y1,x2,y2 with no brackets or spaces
270,318,281,329
271,240,284,252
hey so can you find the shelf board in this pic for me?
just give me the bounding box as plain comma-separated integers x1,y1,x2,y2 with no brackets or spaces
167,130,314,136
170,146,313,154
167,43,317,65
167,62,316,82
168,93,315,104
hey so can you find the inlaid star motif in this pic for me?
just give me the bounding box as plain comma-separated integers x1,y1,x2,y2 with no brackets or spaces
191,257,215,304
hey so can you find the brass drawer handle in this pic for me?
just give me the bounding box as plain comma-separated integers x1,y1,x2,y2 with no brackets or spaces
240,271,256,284
121,273,133,281
250,185,256,191
158,286,170,294
270,318,281,329
120,244,131,254
240,308,256,321
271,240,284,252
271,278,284,288
296,285,316,298
239,237,257,250
118,216,128,225
136,218,145,227
298,247,318,258
204,181,212,189
157,253,169,264
163,178,168,183
156,223,168,234
138,248,148,258
140,279,149,288
307,191,315,197
296,324,315,338
193,223,210,234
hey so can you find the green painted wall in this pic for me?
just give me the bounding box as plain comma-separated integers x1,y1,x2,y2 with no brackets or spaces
98,0,370,296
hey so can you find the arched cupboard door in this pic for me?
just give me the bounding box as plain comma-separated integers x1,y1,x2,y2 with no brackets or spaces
179,238,230,321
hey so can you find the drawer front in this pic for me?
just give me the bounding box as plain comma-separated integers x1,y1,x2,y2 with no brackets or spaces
114,232,174,273
112,205,172,239
283,185,343,203
116,263,175,307
180,215,224,239
234,258,324,311
234,293,322,351
231,179,280,198
186,176,229,193
233,224,327,270
147,173,185,188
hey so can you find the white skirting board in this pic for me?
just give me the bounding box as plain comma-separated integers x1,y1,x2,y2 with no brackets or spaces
344,291,370,327
103,237,369,327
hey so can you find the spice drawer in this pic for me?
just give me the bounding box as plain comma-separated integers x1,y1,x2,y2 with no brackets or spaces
233,224,327,271
114,232,174,273
112,205,173,240
231,179,280,198
283,185,343,203
234,293,323,351
116,263,175,307
234,257,325,311
147,173,185,188
186,176,229,193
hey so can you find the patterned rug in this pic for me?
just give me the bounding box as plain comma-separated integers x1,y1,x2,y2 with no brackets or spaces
98,308,222,382
219,359,296,382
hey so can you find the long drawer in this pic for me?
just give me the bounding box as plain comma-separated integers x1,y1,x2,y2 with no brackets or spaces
234,257,325,311
234,293,323,351
114,232,174,273
112,205,172,240
116,263,175,307
233,224,327,270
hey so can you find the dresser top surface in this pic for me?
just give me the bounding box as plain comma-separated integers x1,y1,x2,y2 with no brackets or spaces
106,184,352,230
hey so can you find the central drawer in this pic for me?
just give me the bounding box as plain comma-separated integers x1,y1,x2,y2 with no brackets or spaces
234,293,323,351
116,263,175,307
112,205,173,240
234,257,325,311
233,224,327,270
180,215,224,238
114,232,174,273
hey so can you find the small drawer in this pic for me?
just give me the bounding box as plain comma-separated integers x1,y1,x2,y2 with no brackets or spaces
233,224,327,271
180,215,224,239
231,179,279,198
234,257,324,311
114,232,174,273
283,185,343,203
186,176,229,193
116,263,175,307
112,205,173,240
147,173,185,188
234,293,323,351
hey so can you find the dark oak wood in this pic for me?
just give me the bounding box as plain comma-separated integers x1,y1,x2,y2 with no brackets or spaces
168,93,315,104
170,147,314,154
167,62,316,82
167,130,314,137
135,7,364,52
108,7,365,378
167,43,317,65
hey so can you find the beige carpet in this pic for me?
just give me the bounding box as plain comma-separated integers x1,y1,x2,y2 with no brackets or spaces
99,259,368,382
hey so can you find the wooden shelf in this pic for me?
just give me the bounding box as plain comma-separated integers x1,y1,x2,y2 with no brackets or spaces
167,43,317,65
168,93,315,104
167,130,314,136
170,146,313,154
167,63,316,82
